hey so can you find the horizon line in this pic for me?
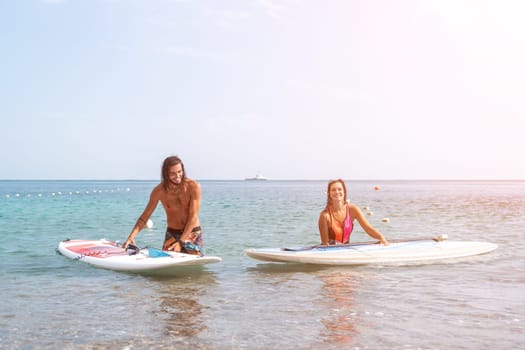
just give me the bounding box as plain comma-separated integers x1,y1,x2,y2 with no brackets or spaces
1,178,524,182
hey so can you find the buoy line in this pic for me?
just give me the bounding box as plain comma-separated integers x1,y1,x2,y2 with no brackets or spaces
2,187,132,199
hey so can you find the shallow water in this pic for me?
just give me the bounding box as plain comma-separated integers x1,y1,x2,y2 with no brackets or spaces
0,180,523,349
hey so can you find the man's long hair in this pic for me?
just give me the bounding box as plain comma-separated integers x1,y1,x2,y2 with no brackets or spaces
161,156,187,191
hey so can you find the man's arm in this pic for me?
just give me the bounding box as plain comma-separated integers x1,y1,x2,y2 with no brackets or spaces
123,186,161,248
180,181,202,242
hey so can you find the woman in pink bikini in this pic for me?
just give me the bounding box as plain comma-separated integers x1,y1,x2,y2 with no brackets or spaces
318,179,389,245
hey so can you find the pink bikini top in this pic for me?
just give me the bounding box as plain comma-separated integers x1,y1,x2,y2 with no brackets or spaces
328,204,353,244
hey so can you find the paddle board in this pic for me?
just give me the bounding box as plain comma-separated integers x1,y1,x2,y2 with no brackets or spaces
57,239,221,276
245,236,498,265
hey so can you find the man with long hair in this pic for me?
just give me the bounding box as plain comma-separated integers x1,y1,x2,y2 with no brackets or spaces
123,156,203,255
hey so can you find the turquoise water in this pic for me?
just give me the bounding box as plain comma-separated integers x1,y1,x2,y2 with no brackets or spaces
0,180,524,349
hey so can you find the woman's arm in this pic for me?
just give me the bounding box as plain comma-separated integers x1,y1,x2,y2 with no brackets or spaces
318,210,330,245
350,204,388,245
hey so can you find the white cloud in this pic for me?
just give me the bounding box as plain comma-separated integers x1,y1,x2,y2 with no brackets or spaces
143,17,178,29
155,46,224,61
256,0,289,19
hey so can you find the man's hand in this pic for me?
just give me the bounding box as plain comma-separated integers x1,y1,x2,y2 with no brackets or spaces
167,241,182,252
123,238,135,249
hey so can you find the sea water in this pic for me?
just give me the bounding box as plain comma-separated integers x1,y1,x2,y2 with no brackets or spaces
0,180,523,349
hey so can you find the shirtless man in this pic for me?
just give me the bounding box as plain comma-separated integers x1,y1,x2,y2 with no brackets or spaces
123,156,203,254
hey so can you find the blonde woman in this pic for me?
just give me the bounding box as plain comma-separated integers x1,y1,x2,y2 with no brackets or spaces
318,179,388,245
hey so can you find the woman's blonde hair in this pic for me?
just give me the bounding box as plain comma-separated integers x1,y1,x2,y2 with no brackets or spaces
325,179,348,209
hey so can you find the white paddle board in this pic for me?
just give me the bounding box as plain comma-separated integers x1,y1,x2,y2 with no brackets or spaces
58,239,221,276
245,236,497,265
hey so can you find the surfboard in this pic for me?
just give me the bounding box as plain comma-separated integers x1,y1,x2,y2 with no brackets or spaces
57,239,221,276
245,236,498,265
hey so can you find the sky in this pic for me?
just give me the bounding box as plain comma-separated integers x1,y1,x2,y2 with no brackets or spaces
1,0,524,180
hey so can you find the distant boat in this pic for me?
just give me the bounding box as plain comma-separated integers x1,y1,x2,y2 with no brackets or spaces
245,174,268,181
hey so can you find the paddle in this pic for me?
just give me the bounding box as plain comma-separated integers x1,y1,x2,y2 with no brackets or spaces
282,234,448,252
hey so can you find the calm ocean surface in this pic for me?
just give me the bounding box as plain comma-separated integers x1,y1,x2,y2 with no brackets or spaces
0,180,523,349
